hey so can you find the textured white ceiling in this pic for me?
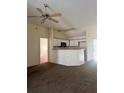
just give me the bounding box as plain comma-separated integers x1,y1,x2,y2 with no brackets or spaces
27,0,97,36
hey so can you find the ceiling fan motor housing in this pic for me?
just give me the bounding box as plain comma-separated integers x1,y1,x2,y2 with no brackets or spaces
45,13,50,17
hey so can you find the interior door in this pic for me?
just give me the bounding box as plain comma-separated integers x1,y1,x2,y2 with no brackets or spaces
40,38,48,64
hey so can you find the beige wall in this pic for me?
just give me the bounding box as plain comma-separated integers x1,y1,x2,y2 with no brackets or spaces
27,24,66,67
53,30,67,39
27,23,49,67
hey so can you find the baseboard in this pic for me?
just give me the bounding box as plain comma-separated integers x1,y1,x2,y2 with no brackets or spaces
27,64,39,69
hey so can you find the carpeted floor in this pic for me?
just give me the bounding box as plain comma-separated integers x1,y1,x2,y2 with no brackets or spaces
27,62,97,93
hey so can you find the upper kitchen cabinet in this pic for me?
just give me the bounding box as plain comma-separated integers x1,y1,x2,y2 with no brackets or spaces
70,40,79,46
53,39,69,46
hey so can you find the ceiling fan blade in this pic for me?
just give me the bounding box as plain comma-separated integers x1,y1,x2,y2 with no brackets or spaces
48,17,59,23
36,8,44,15
50,13,62,17
28,16,42,18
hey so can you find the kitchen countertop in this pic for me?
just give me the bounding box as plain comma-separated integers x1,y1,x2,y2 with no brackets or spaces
53,46,86,50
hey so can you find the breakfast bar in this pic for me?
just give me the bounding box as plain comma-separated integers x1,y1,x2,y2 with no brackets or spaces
52,47,85,66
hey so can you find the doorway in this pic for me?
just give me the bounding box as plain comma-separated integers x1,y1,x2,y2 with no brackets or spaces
40,38,48,64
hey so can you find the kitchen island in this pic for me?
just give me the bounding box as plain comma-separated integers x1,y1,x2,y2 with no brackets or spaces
51,47,85,66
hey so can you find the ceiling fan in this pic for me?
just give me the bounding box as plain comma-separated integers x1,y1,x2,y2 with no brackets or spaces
28,4,62,24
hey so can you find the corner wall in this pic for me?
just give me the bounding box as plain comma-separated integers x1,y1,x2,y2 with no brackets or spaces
86,25,97,61
27,23,49,67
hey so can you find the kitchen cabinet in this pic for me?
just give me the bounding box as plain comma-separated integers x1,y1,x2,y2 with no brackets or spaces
78,41,86,47
70,40,74,46
61,40,69,46
53,49,85,66
53,39,69,46
70,40,78,46
53,38,86,47
73,40,79,46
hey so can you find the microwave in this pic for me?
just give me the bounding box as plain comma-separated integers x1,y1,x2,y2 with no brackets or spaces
61,42,66,47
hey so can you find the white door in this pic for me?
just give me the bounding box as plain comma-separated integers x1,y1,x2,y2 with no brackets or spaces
40,38,48,64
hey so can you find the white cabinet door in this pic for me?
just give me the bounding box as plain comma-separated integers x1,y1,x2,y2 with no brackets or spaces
73,40,79,46
69,40,79,46
70,40,74,46
79,42,86,47
53,39,69,46
66,40,69,46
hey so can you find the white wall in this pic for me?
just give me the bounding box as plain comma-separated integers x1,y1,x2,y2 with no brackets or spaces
86,25,97,61
27,23,49,67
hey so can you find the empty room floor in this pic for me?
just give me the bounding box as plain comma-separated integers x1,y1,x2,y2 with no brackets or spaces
27,62,97,93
